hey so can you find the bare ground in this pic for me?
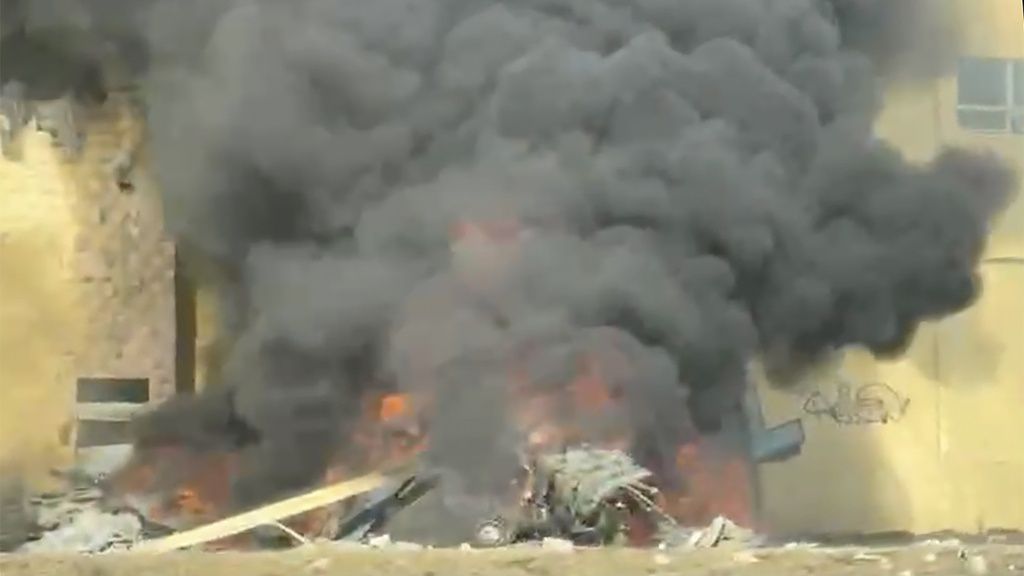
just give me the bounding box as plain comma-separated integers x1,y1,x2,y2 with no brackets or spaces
2,544,1022,576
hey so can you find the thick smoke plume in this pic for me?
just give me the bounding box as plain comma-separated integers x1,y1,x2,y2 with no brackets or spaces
3,0,1016,508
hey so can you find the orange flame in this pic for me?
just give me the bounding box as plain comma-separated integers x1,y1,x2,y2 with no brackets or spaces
112,217,757,547
379,393,411,421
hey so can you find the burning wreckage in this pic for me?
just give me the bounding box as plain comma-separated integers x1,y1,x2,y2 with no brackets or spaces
1,0,1018,560
2,389,761,553
3,443,755,553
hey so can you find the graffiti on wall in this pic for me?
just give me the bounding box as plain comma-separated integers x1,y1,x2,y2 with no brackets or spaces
803,381,909,425
743,372,911,463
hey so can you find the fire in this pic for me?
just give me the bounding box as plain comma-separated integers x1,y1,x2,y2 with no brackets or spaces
570,356,615,411
110,217,756,547
450,218,522,244
174,488,206,516
379,393,411,421
665,441,754,527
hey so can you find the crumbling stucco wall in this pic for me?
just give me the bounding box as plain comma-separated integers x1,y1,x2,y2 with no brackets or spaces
754,0,1024,536
0,94,177,487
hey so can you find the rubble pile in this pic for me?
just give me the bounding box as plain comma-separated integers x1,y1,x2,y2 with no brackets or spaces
10,480,172,554
22,507,142,553
7,447,764,555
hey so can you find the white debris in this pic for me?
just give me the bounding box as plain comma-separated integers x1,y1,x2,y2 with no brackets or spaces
326,540,369,550
540,537,575,552
783,541,820,549
458,542,473,551
732,551,760,564
687,516,758,548
923,552,938,563
966,554,989,576
653,553,671,566
659,515,762,550
475,522,506,547
367,534,392,548
21,508,141,553
305,558,331,574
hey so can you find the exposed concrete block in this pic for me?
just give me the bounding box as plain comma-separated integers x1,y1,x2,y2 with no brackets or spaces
32,98,84,159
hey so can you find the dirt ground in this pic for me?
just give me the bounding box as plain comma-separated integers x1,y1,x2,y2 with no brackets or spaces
2,543,1022,576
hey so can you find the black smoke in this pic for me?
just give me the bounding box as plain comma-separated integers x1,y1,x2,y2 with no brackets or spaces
4,0,1016,508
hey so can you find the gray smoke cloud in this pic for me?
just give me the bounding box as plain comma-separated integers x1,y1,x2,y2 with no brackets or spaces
4,0,1016,509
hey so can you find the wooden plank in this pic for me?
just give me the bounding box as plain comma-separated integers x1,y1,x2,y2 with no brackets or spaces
132,471,390,553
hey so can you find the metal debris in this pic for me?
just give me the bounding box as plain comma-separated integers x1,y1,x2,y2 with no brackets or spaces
20,508,141,553
659,515,760,550
14,482,151,553
475,446,660,546
333,472,439,542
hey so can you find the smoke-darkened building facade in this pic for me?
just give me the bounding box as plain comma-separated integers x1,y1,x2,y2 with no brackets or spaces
0,0,1021,536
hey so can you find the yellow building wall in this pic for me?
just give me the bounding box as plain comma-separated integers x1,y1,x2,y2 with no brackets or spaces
756,0,1024,535
0,129,83,488
0,96,178,489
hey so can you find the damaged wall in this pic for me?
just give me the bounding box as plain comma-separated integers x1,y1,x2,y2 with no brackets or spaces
0,94,179,487
0,119,82,487
0,0,1020,538
754,0,1024,536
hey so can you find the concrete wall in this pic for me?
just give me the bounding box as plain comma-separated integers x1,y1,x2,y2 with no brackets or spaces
0,94,178,487
755,0,1024,535
1,1,1019,533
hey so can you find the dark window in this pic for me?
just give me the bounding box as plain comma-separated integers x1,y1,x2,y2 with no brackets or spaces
76,377,150,403
958,57,1007,107
956,57,1024,134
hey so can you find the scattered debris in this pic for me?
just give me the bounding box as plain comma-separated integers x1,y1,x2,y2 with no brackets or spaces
132,471,389,553
12,475,171,554
733,550,761,564
305,557,331,574
268,521,311,547
852,552,886,562
689,515,757,548
10,446,772,555
391,541,425,551
783,541,820,549
333,473,439,542
474,447,668,547
540,537,575,553
474,518,510,548
966,554,989,575
20,508,141,553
